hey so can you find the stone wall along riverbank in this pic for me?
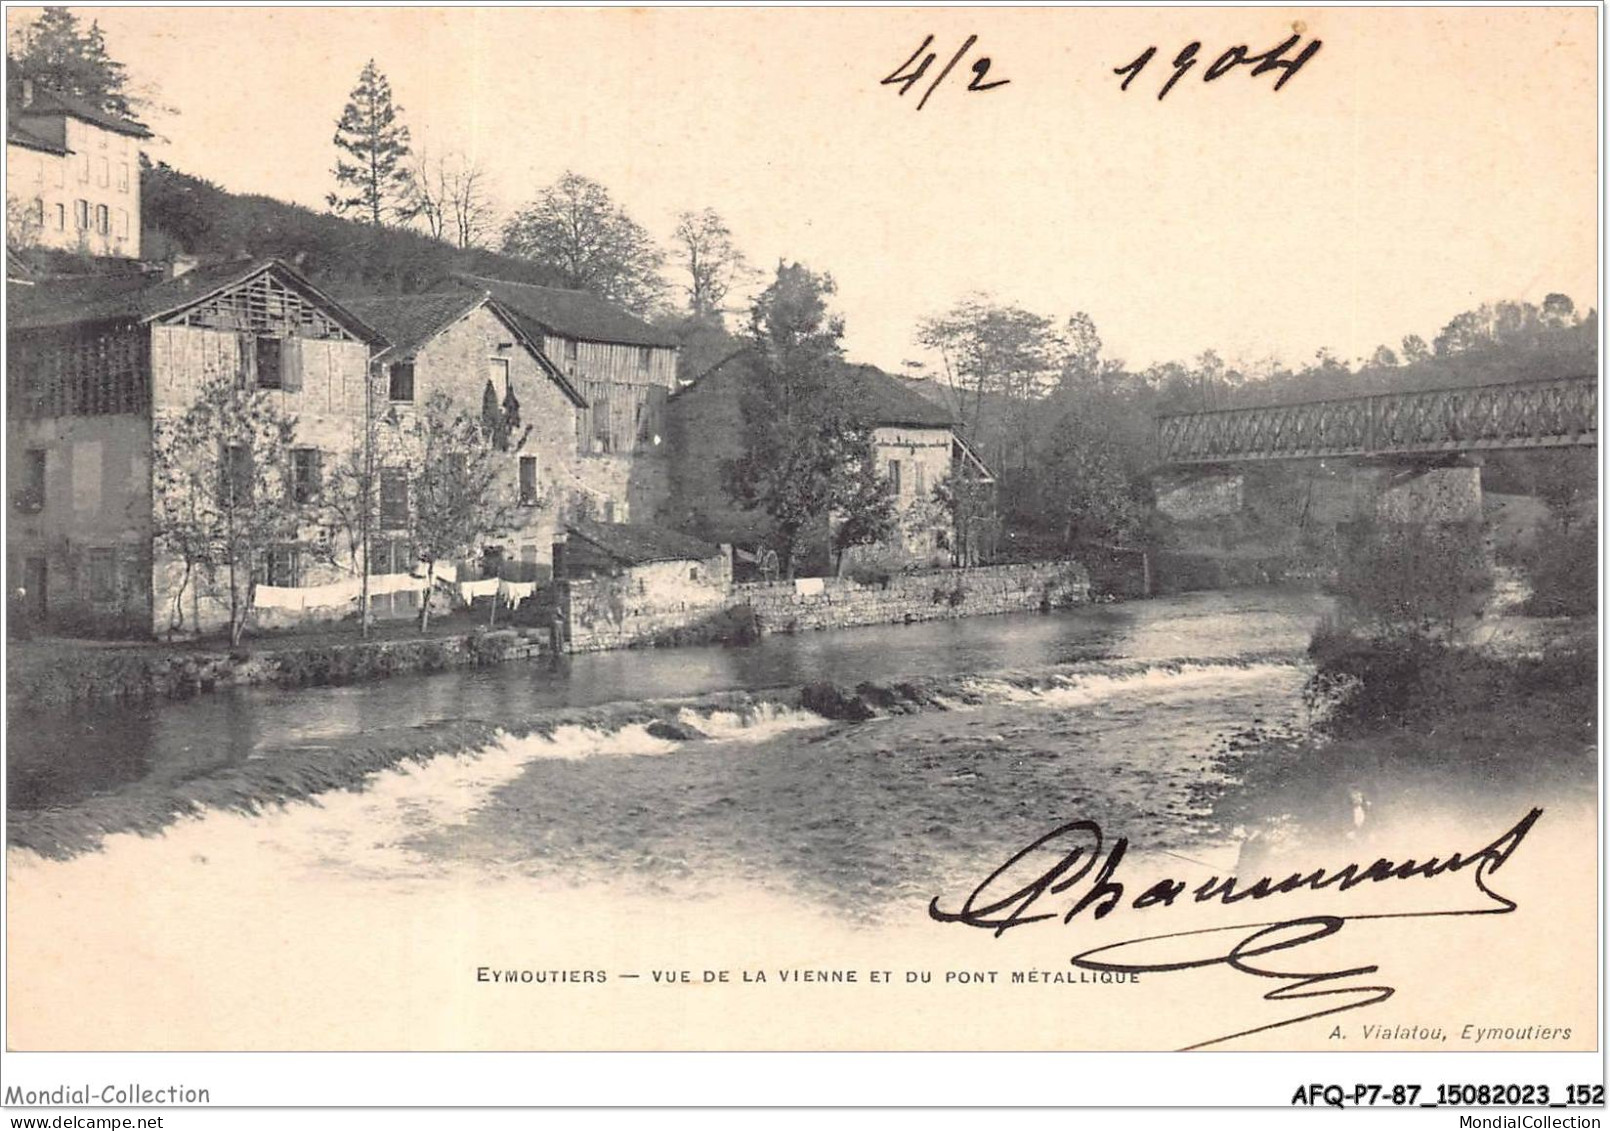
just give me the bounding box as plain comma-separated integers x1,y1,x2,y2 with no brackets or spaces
562,561,1091,652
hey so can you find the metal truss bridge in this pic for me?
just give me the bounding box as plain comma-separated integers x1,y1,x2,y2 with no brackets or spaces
1156,375,1597,466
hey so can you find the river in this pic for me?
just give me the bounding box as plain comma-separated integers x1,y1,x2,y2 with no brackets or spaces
8,585,1328,813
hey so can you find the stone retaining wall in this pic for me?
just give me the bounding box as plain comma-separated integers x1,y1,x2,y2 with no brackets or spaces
8,628,547,711
562,561,1090,652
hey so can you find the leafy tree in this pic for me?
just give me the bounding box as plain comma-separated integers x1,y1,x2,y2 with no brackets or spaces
724,264,895,578
1400,334,1431,365
1367,344,1399,369
328,60,415,226
5,194,43,249
7,6,132,116
1542,293,1577,328
916,295,1060,433
502,172,666,316
151,369,304,644
671,208,749,326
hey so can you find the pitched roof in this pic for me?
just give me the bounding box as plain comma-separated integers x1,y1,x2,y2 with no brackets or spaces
342,291,486,360
6,119,68,154
344,291,588,407
565,519,720,566
441,272,679,348
12,84,152,138
6,258,385,344
682,351,958,428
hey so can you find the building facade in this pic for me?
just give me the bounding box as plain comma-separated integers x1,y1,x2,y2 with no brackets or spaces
663,353,994,574
438,274,680,525
7,259,383,635
6,81,149,260
345,291,590,585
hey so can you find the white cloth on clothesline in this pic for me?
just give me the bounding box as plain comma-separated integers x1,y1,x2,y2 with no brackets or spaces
253,585,304,611
498,580,537,608
460,577,501,600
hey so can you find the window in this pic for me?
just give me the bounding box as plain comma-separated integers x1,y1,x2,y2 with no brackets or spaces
289,448,323,504
73,199,88,229
263,544,301,588
488,357,510,398
97,157,109,187
53,203,64,230
78,152,90,182
638,346,652,374
16,449,46,513
519,456,538,506
86,548,116,602
563,338,579,367
379,469,409,529
30,197,43,225
602,499,616,524
592,399,612,453
887,459,903,495
116,209,128,238
95,204,108,234
219,444,253,507
118,163,129,192
914,461,926,497
387,361,414,402
255,336,283,389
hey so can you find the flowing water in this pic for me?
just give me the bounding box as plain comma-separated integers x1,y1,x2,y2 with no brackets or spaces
9,586,1328,815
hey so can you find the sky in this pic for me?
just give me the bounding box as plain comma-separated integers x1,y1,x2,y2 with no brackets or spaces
12,5,1600,375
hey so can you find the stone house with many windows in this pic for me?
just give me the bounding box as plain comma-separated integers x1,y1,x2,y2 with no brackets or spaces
434,273,680,525
343,290,590,589
6,259,384,635
662,351,995,574
6,80,148,260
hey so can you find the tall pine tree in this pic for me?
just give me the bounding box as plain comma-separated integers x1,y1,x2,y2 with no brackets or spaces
8,6,133,117
328,60,414,226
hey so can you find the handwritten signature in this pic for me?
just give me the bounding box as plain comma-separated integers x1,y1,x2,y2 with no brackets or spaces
929,808,1542,1049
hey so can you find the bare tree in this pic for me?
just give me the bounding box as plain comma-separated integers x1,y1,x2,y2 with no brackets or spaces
151,368,304,644
409,145,496,249
671,208,749,326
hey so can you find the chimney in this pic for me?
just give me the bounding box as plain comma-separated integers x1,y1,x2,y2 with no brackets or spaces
168,254,199,280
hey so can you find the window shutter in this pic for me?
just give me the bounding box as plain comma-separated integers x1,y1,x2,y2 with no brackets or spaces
281,338,303,392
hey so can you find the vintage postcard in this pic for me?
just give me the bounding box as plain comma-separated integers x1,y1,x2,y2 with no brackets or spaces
1,2,1602,1108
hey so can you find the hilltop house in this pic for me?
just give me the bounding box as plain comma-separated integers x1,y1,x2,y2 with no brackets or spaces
663,352,995,573
434,273,680,525
6,79,150,260
342,290,589,584
6,258,385,635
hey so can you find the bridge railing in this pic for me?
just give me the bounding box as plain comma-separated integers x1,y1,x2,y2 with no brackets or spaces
1156,375,1596,464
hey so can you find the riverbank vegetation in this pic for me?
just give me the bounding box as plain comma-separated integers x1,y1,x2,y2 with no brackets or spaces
1207,515,1597,846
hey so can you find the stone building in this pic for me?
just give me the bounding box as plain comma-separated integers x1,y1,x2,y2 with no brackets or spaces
6,80,149,260
434,273,680,525
343,290,590,584
663,352,994,573
6,258,385,635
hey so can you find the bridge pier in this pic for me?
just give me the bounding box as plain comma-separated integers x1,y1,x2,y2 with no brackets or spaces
1152,470,1245,522
1373,460,1483,525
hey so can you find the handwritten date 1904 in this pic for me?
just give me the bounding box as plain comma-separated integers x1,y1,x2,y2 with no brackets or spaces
1115,33,1323,100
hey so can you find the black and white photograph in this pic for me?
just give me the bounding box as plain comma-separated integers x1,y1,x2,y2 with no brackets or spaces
1,2,1603,1116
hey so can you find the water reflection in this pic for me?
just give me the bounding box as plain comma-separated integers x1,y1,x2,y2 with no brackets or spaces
7,586,1329,811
